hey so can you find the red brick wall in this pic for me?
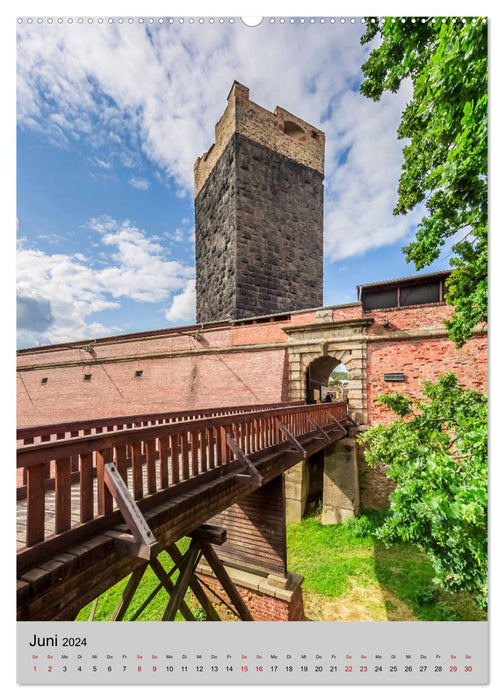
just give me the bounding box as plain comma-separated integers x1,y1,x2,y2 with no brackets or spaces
17,315,309,426
197,573,305,621
368,303,451,334
17,348,289,426
17,302,487,428
367,333,488,424
358,307,487,508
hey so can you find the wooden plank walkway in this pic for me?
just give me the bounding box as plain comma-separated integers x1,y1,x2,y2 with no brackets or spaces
17,402,348,574
16,404,350,621
16,454,211,549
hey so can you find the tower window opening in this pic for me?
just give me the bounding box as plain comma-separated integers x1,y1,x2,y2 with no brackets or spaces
135,370,144,378
283,120,305,139
83,373,92,382
41,377,48,385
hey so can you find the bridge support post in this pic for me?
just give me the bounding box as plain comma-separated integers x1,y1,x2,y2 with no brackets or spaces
285,460,309,523
204,476,306,620
322,437,359,524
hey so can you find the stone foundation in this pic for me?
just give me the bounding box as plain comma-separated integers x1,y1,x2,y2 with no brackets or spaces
356,433,395,510
196,562,305,621
322,437,359,524
285,459,309,523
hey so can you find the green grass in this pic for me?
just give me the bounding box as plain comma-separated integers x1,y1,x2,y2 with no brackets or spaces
76,544,199,622
286,511,487,622
76,512,486,622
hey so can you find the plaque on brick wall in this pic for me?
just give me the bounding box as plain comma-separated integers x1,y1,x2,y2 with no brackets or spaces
383,373,406,382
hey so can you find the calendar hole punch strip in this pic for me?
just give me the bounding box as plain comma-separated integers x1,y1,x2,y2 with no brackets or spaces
16,15,488,686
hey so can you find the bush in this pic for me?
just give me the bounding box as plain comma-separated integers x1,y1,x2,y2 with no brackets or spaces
360,373,487,608
342,514,377,538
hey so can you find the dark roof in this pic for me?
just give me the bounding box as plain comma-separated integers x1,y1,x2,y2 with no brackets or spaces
357,270,451,292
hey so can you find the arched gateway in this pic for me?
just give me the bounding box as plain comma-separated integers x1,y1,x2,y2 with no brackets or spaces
284,315,371,426
282,315,371,524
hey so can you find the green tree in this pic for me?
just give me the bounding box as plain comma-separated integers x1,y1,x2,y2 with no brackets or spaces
359,373,487,607
360,18,487,347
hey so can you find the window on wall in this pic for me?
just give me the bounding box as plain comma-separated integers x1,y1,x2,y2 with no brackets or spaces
41,377,48,385
361,288,397,311
135,370,143,378
400,282,440,307
361,275,447,311
83,373,92,382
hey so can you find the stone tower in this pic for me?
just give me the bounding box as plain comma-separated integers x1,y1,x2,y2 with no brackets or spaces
194,81,325,323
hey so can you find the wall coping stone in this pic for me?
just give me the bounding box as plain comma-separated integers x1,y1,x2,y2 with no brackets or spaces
196,561,303,603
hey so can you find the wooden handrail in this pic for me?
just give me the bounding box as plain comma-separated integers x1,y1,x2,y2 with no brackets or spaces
17,401,303,444
17,402,347,568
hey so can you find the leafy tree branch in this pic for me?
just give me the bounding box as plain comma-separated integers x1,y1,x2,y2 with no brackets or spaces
360,17,487,347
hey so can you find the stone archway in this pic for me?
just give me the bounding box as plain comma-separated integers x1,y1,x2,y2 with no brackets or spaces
283,317,371,524
284,317,371,425
305,355,348,404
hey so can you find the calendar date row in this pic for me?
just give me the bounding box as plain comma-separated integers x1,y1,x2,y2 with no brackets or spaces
32,663,474,674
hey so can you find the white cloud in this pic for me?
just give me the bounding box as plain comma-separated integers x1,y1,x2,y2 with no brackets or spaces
17,21,423,261
164,280,196,324
128,176,150,190
17,217,194,346
94,157,112,169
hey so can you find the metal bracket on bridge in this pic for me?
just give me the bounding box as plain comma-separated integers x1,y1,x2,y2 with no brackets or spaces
225,434,263,487
103,462,159,561
328,415,348,435
278,424,307,458
308,418,331,441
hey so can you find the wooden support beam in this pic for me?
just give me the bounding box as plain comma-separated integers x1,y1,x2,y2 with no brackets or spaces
189,524,227,546
329,415,348,435
129,582,163,621
26,463,47,547
308,418,330,441
278,424,307,458
225,434,262,486
111,563,148,621
96,449,114,516
55,457,72,533
103,462,158,560
149,556,196,622
198,540,254,621
195,575,241,619
88,597,99,621
79,453,94,523
166,543,221,622
160,543,201,621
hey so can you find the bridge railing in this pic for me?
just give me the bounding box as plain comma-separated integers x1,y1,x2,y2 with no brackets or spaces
17,401,303,446
17,401,347,571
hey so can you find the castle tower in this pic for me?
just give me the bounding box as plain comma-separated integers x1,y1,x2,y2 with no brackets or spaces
194,82,325,323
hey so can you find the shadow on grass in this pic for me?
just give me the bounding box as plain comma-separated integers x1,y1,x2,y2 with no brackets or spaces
286,510,487,622
372,540,487,622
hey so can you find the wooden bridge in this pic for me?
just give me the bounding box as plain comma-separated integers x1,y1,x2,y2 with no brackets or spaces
17,400,349,621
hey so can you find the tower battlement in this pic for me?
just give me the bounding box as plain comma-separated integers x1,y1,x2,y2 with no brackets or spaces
195,82,325,323
194,81,325,197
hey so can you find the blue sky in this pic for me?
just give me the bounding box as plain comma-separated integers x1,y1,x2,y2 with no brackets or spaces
16,16,449,348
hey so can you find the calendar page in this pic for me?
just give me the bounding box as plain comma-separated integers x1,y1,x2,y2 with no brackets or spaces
15,7,489,688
